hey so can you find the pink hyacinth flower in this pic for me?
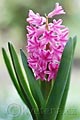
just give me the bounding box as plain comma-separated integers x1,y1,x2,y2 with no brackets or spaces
48,3,65,18
26,3,69,81
27,10,46,26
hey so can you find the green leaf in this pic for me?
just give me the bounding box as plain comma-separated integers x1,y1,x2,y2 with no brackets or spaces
2,46,39,120
55,68,71,120
20,49,45,110
2,48,26,103
73,36,77,51
43,38,73,120
8,42,39,119
56,36,77,120
2,48,37,118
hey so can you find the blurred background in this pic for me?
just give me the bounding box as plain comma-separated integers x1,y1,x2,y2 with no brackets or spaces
0,0,80,120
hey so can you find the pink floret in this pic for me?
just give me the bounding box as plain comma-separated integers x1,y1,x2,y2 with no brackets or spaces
27,10,46,26
48,3,65,18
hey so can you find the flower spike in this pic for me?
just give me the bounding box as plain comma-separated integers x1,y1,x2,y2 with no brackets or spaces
26,3,69,81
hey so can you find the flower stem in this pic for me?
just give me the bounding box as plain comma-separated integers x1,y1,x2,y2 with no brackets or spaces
40,80,54,101
46,16,49,31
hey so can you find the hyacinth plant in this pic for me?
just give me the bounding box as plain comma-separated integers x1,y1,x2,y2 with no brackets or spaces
2,3,77,120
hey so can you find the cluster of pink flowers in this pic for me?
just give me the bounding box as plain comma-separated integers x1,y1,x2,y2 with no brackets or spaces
26,3,69,81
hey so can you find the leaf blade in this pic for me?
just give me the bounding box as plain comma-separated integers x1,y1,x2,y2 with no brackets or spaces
43,38,73,120
56,36,77,120
8,42,39,119
20,49,45,109
2,48,29,106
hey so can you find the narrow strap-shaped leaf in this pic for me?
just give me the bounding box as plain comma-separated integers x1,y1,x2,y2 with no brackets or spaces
2,48,27,105
43,38,73,120
73,36,77,51
56,68,71,120
8,42,39,119
20,49,45,109
56,36,77,120
2,47,38,120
